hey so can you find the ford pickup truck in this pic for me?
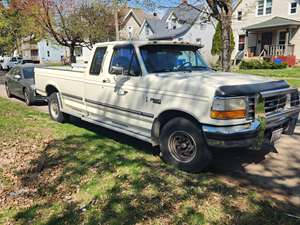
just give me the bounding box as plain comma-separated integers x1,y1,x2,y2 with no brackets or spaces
35,41,300,172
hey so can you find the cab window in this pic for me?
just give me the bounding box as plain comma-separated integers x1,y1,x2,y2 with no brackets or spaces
89,47,107,75
109,45,141,76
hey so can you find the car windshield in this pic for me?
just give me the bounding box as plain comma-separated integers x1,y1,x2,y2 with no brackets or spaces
23,67,34,79
140,45,209,74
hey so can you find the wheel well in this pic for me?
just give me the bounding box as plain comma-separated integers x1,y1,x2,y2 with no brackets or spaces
151,110,201,145
46,85,59,96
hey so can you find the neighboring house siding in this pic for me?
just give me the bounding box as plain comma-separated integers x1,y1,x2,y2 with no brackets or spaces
232,0,300,60
120,16,141,40
38,40,66,63
180,20,217,64
139,3,218,64
139,24,154,40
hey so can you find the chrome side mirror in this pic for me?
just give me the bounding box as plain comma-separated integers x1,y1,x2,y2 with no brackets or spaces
14,74,21,80
111,66,124,75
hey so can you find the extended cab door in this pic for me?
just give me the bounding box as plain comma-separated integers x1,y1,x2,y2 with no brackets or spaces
97,44,153,131
84,46,108,120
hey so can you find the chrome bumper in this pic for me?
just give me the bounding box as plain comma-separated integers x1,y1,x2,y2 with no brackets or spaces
203,88,300,149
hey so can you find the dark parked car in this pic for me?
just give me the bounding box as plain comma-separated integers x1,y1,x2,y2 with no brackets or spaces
4,65,46,105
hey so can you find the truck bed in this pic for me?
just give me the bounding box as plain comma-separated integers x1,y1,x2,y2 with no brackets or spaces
35,66,84,98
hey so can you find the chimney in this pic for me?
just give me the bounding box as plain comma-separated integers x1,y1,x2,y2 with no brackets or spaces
182,0,188,4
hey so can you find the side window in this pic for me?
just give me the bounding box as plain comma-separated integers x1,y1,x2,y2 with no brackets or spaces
110,46,141,76
89,47,107,75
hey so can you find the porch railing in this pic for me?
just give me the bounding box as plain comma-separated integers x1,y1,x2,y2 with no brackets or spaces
264,44,295,57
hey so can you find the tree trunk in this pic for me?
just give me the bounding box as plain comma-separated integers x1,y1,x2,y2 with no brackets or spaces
113,0,120,41
220,16,232,72
69,45,76,63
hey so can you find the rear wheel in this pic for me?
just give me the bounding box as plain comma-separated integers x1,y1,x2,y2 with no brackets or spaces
159,117,212,172
24,88,34,106
5,83,12,98
48,92,68,123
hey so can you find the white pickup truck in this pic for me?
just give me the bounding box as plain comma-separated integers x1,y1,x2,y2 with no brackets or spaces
35,41,300,172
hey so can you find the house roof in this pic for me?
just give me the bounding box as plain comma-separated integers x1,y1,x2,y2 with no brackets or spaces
147,2,206,40
148,24,191,40
120,8,155,26
243,17,300,31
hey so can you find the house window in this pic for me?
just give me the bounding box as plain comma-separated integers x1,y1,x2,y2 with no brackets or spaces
171,18,177,29
47,51,50,57
290,1,297,14
257,0,264,15
237,11,242,21
257,0,272,16
46,41,49,46
238,35,246,51
279,32,287,45
145,24,150,36
31,49,38,56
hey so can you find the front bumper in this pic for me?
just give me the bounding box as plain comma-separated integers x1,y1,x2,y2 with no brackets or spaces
203,90,300,149
203,113,299,149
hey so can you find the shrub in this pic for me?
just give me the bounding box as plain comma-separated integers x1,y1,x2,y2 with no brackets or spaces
239,60,288,70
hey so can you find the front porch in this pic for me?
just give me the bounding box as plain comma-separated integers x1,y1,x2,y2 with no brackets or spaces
241,17,300,66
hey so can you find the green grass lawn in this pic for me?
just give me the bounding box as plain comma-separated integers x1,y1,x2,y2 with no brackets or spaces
236,67,300,88
0,97,298,225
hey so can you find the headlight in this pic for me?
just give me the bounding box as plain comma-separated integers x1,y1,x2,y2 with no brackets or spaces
211,97,247,120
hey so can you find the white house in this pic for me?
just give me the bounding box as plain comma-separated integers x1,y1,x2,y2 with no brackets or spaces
20,37,67,64
139,1,218,64
232,0,300,66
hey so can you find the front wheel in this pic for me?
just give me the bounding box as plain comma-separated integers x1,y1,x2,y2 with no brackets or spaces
24,88,34,106
48,92,68,123
159,117,212,172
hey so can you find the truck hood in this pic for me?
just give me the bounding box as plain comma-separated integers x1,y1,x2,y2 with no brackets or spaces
144,71,288,97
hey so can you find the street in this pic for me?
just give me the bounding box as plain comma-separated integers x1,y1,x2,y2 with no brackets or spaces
0,70,300,206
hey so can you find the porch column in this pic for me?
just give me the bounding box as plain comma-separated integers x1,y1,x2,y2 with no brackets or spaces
284,31,289,56
245,31,248,57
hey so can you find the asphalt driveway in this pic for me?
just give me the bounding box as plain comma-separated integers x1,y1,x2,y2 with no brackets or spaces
0,70,299,207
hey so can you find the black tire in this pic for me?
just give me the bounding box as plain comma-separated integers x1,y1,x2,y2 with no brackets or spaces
24,88,34,106
48,92,68,123
5,83,12,98
159,117,212,172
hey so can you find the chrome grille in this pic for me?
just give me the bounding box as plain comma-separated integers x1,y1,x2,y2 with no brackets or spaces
247,89,299,119
264,94,287,114
247,96,256,120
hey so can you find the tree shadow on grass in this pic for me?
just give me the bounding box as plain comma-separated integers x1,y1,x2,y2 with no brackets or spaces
13,119,300,225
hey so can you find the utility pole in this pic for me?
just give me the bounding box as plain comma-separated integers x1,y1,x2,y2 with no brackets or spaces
113,0,120,41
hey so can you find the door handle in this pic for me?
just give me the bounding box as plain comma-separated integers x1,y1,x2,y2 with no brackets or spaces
117,89,128,95
102,78,110,83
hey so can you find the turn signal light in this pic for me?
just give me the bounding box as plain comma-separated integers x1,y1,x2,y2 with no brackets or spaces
211,110,246,120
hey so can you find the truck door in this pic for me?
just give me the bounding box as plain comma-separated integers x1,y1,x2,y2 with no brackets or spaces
84,46,108,120
98,45,153,131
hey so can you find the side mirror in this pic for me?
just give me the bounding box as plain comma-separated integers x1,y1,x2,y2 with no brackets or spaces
111,66,124,75
14,74,21,80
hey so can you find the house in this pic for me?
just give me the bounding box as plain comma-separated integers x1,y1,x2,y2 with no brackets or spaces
232,0,300,66
119,7,156,40
139,0,218,64
0,0,10,8
20,37,67,64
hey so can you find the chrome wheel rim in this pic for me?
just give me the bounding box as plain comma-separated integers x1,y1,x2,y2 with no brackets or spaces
168,131,197,163
24,91,29,104
50,98,59,119
5,85,9,96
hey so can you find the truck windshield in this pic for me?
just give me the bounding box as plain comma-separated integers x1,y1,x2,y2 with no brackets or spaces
140,45,209,73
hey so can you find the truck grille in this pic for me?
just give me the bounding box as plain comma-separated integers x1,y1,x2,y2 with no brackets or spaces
264,94,287,114
247,90,299,119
